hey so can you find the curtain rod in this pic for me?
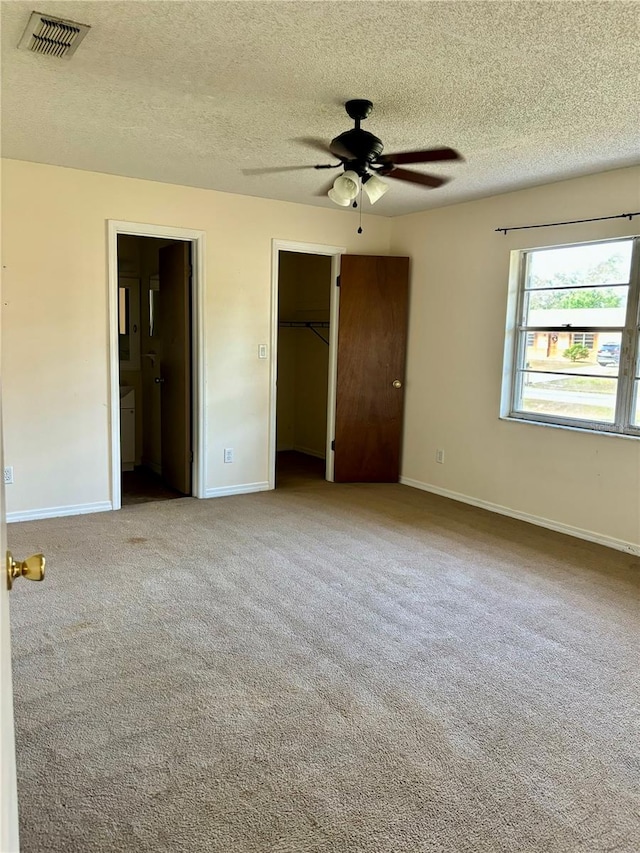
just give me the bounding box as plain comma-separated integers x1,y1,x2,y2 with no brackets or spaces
495,211,640,235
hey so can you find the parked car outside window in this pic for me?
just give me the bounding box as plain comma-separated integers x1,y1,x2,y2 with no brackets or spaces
596,343,620,366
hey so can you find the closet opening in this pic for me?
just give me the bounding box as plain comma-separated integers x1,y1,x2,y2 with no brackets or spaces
275,250,335,488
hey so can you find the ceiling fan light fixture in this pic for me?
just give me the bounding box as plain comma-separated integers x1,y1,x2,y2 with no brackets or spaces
362,173,389,204
330,170,360,203
327,188,351,207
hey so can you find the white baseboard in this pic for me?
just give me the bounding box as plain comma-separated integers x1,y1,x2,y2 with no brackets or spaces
7,501,113,524
399,476,640,557
293,445,326,460
204,481,270,499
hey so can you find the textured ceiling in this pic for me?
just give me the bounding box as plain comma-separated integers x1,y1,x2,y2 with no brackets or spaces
1,1,639,216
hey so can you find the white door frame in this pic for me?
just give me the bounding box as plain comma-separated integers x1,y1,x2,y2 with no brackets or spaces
268,239,345,489
107,220,207,510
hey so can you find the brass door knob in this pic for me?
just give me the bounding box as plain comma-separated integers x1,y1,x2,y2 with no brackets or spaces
6,551,45,591
392,379,403,389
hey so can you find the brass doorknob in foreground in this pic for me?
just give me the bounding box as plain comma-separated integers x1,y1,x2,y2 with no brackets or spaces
392,379,403,389
6,551,45,591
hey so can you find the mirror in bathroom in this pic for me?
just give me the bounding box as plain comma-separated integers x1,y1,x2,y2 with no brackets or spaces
149,275,160,338
119,286,130,360
118,277,141,370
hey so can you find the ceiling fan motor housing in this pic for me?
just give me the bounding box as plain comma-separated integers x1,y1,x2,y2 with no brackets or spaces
330,129,384,172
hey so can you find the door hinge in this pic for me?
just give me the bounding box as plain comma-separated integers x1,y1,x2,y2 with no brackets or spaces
331,440,335,451
190,451,194,463
336,275,341,287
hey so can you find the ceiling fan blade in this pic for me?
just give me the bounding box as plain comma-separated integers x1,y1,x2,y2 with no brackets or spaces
384,167,450,189
242,165,319,176
296,136,334,156
380,147,462,165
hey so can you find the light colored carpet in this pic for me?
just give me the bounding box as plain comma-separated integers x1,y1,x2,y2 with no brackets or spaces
8,460,640,852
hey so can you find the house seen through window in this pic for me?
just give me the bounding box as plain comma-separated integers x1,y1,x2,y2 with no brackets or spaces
506,236,640,435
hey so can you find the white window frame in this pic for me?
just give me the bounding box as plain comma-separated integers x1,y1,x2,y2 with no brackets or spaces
502,235,640,438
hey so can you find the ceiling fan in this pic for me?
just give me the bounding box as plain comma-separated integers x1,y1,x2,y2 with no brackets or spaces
243,99,463,207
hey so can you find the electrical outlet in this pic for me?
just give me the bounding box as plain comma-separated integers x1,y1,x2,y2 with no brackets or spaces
224,448,234,464
258,344,268,359
435,449,445,464
4,466,14,484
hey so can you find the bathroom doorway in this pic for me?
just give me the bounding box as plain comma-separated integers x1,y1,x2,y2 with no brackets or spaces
108,222,206,510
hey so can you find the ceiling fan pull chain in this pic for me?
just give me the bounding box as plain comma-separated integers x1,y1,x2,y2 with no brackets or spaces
357,187,363,234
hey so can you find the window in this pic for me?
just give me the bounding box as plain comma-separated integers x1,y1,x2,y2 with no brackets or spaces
506,237,640,435
571,332,595,349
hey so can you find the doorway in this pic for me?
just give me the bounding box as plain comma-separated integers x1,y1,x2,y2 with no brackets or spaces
108,221,206,510
270,243,411,488
270,242,343,489
117,236,192,505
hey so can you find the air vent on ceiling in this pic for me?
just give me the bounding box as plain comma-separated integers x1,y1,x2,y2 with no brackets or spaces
18,11,90,59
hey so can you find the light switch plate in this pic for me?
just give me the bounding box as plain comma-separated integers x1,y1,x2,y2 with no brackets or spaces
258,344,268,359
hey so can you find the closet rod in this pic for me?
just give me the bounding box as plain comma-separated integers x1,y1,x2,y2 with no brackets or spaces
278,321,330,327
279,321,329,345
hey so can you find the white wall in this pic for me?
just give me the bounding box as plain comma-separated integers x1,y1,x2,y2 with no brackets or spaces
391,166,640,553
1,159,391,517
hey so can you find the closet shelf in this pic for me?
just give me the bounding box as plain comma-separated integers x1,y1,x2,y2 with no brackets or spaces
279,321,329,327
279,321,330,345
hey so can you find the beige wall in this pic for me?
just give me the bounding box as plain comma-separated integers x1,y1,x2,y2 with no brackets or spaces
391,166,640,552
294,331,330,457
2,157,638,552
276,328,297,451
1,159,391,515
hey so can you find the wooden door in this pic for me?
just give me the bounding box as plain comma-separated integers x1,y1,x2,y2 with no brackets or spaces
334,255,409,482
159,243,192,495
1,387,20,851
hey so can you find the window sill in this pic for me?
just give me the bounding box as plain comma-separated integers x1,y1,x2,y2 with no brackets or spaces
500,415,640,440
